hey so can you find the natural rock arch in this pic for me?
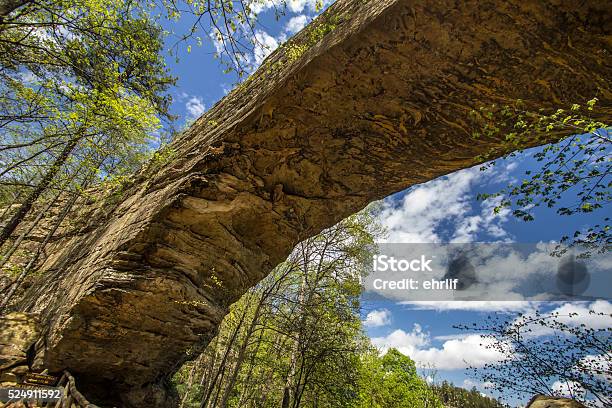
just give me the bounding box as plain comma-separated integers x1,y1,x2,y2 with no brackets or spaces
3,0,610,406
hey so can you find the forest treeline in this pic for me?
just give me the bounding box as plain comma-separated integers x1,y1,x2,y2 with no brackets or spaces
171,209,505,408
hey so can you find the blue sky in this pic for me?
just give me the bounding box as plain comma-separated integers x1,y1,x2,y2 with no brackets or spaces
158,2,610,406
360,151,610,406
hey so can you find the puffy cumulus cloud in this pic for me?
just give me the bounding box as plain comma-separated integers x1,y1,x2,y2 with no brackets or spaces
367,243,578,303
362,308,392,327
185,96,206,121
452,194,511,242
248,0,276,14
371,324,429,356
412,334,504,370
578,353,612,380
285,14,310,34
373,302,610,375
371,324,504,370
513,300,612,338
378,165,514,244
549,300,612,330
370,238,612,303
253,30,280,66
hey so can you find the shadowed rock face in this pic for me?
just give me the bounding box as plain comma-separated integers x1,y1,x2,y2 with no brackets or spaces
5,0,610,406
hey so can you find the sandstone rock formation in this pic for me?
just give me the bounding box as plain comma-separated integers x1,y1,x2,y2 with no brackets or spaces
0,313,38,384
527,395,587,408
2,0,610,406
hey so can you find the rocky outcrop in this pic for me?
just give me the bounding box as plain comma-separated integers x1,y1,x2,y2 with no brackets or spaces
2,0,610,406
527,395,587,408
0,313,38,384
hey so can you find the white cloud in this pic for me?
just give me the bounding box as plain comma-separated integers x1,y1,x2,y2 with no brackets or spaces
210,29,225,55
378,165,512,244
551,380,610,407
371,324,505,370
248,0,276,14
413,334,504,370
287,0,333,12
371,301,611,373
286,0,310,12
549,300,612,330
284,15,310,34
452,194,511,242
365,241,588,303
576,353,612,383
433,333,471,341
249,0,332,14
185,96,205,121
371,324,428,356
254,30,280,66
551,380,586,399
513,300,612,338
363,309,392,327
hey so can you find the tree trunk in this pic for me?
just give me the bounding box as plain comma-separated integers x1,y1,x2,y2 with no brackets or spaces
200,304,249,408
219,292,267,407
3,0,610,406
0,136,80,248
0,189,61,270
0,186,79,311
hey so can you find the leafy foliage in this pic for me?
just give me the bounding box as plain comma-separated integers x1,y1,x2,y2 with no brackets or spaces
472,99,610,256
457,309,611,407
172,208,446,408
357,348,442,408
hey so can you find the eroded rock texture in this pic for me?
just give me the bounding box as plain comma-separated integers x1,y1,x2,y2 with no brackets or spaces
527,395,587,408
6,0,611,406
0,313,38,378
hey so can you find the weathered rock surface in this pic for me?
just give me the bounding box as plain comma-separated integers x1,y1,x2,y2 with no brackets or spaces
527,395,587,408
2,0,610,406
0,313,37,378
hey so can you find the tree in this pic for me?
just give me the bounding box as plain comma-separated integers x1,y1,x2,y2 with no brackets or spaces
172,207,447,408
0,0,174,243
174,207,385,408
458,308,611,407
159,0,326,76
357,348,442,408
1,0,305,308
474,99,611,256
